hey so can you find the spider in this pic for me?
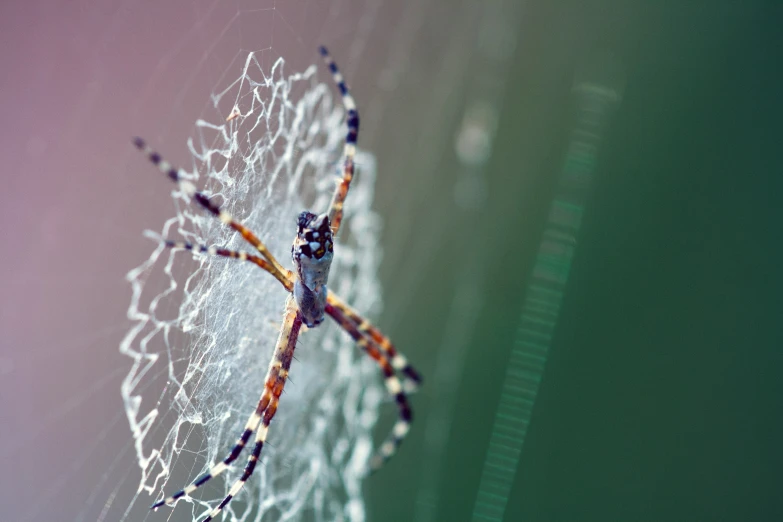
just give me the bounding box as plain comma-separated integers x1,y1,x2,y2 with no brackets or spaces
136,47,422,522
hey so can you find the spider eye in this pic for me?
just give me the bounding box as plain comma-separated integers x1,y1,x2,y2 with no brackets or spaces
297,211,317,231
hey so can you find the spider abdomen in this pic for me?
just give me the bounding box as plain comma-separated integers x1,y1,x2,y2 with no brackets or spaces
293,279,328,327
292,211,334,327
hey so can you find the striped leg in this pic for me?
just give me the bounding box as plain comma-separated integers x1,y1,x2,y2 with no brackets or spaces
202,298,303,522
327,292,422,387
318,46,359,236
163,240,294,292
325,303,413,473
151,389,270,510
133,137,288,275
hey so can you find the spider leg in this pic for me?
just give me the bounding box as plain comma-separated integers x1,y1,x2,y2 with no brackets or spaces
201,298,303,522
319,46,359,236
133,137,288,275
327,292,422,388
163,240,294,292
325,303,413,473
151,387,270,509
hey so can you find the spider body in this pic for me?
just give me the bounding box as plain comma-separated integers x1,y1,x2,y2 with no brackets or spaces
140,47,421,522
292,211,333,327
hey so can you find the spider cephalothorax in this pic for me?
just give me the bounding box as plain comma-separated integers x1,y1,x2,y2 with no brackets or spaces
292,211,333,327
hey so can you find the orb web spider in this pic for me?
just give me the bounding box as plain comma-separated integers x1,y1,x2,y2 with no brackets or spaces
137,47,421,522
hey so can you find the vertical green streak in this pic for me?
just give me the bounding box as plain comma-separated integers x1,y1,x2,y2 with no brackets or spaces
471,83,620,521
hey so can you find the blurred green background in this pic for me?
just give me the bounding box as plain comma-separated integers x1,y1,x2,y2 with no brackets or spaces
371,2,783,521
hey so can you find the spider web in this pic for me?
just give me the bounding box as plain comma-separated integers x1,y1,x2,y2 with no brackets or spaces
121,52,384,522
